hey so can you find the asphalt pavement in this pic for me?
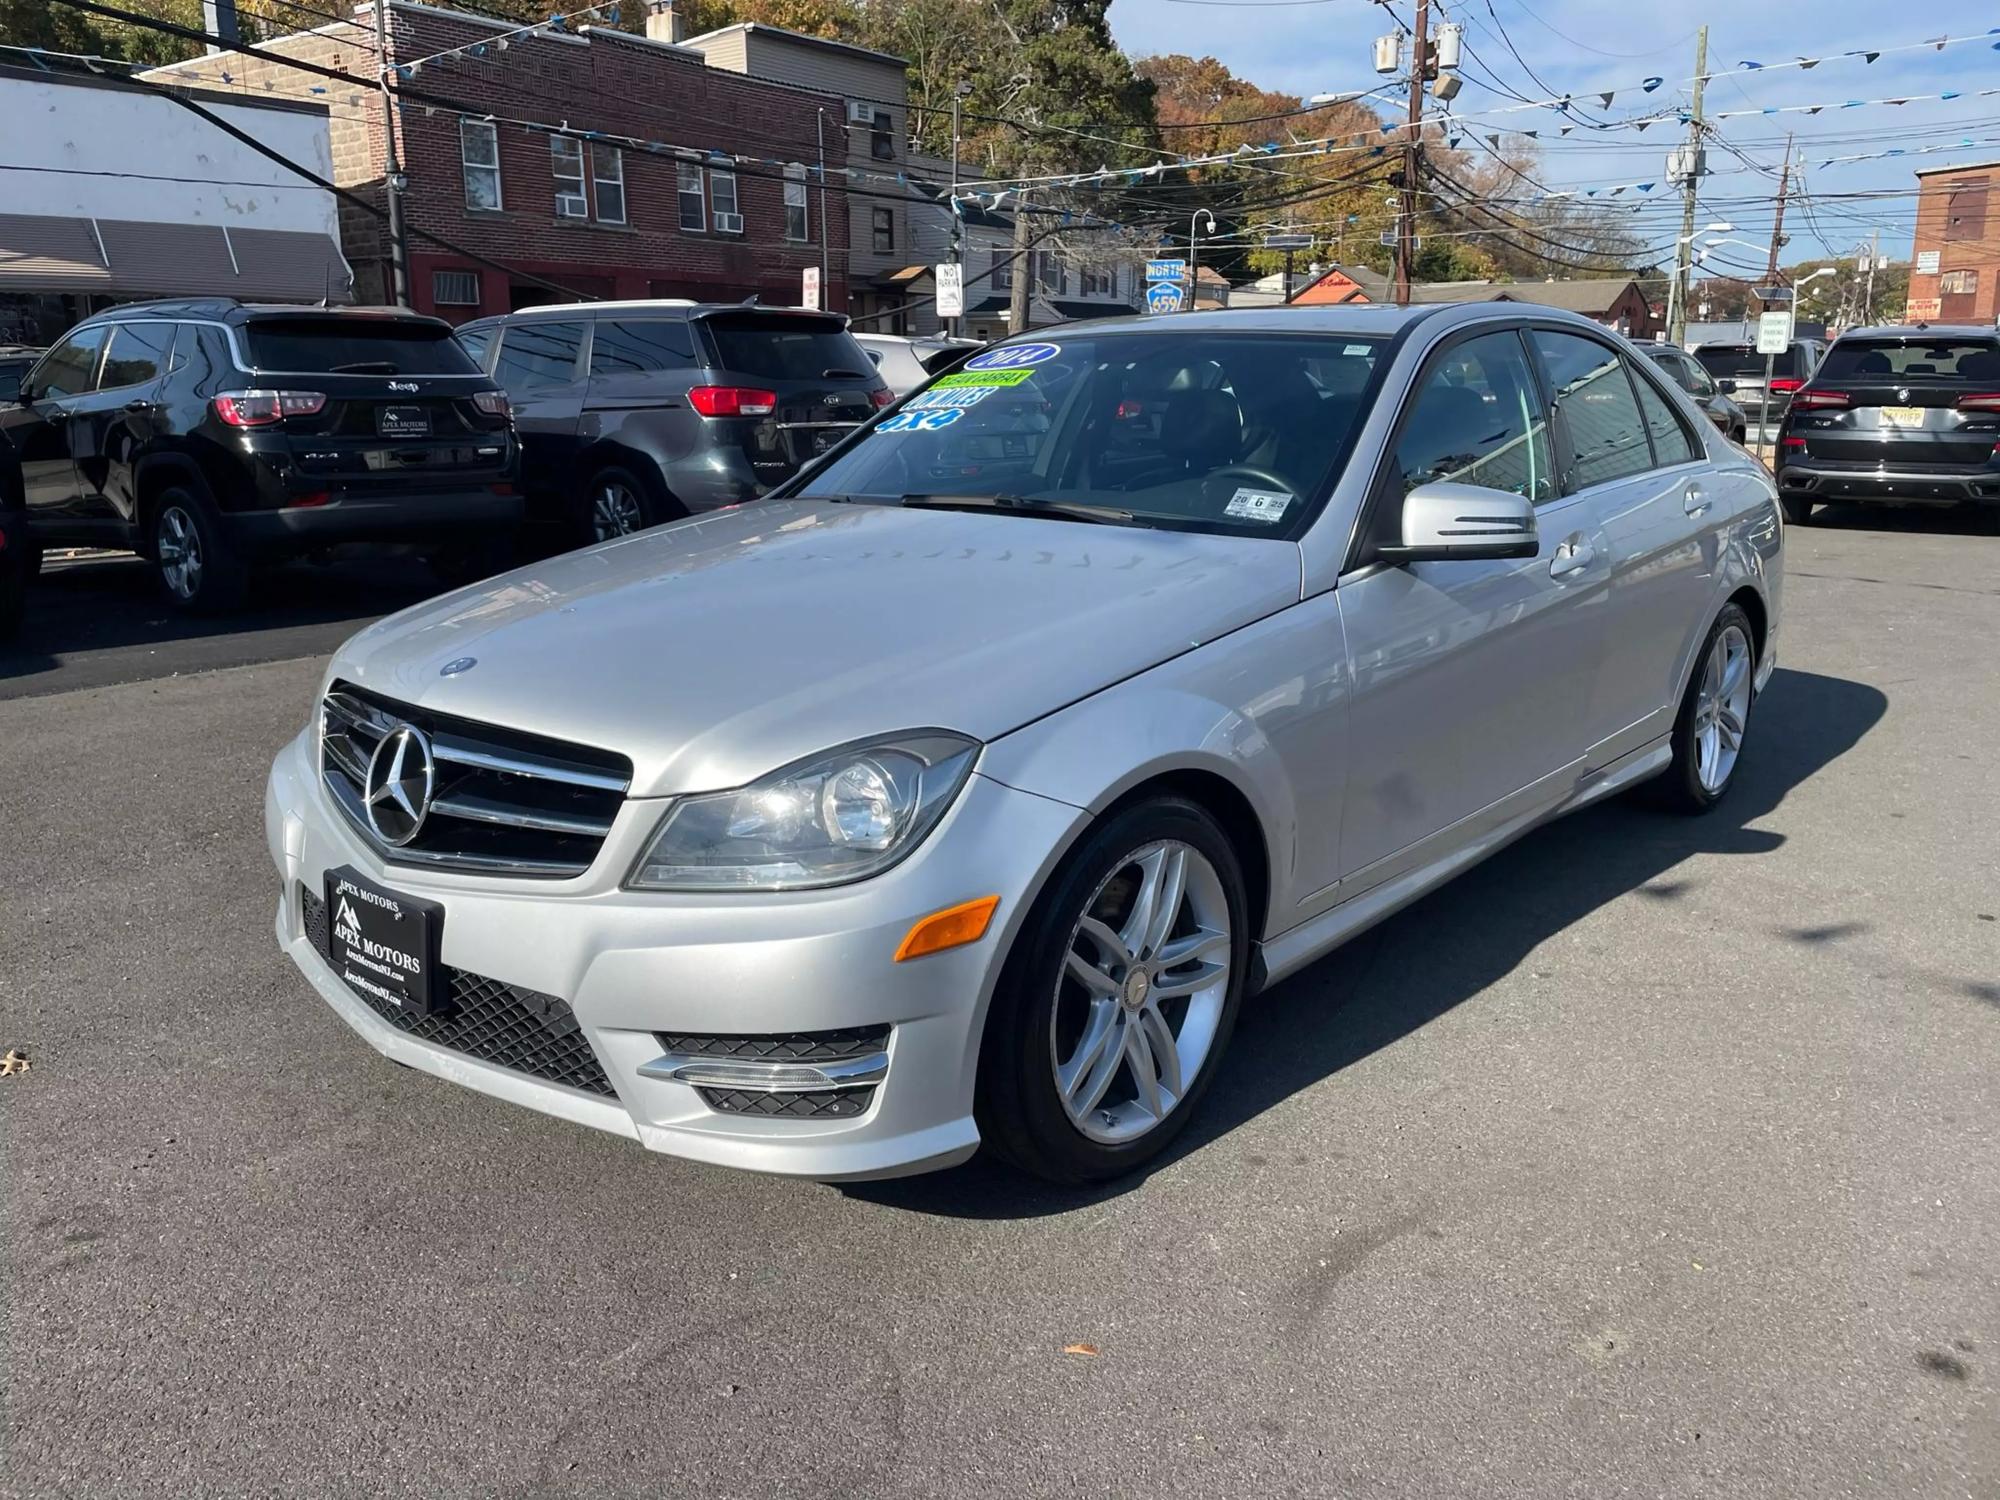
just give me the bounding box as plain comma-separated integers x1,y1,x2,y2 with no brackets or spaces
2,504,1995,1499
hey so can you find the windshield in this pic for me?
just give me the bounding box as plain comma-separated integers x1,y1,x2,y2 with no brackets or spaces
245,318,478,375
1694,344,1801,381
795,331,1387,535
701,314,872,381
1816,338,2000,383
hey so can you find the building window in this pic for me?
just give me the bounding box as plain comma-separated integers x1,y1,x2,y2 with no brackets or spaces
433,269,481,306
711,170,741,233
677,162,705,232
871,207,894,254
1081,267,1114,298
591,145,626,225
1034,251,1066,295
460,119,502,211
550,136,587,219
990,249,1012,291
783,163,809,242
871,109,894,161
1944,177,1989,242
1941,269,1979,295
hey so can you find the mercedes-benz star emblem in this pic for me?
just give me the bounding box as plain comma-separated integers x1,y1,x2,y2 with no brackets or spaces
439,656,477,677
363,723,435,846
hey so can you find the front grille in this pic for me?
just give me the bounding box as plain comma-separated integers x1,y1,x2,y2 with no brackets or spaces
699,1087,874,1119
320,680,631,878
653,1025,891,1065
299,886,614,1096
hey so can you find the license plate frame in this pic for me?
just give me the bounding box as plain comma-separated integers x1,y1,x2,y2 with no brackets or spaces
323,865,445,1016
1879,405,1926,429
376,405,433,438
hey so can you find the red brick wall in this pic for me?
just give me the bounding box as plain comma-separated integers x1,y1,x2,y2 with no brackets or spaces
1911,169,1999,325
185,5,850,316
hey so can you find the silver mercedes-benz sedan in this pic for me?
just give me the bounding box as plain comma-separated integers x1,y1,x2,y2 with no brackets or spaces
265,304,1783,1183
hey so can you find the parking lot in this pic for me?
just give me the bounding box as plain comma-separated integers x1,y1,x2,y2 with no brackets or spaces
2,505,1995,1497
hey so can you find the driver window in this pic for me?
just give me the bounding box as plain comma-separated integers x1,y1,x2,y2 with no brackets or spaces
1390,330,1555,502
30,326,109,401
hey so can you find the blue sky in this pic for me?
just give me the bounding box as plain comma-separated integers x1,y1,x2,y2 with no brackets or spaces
1108,0,2000,276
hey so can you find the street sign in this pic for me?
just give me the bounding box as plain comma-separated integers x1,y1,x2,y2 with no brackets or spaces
801,266,821,311
1145,281,1186,314
1264,233,1312,250
1904,296,1942,322
934,262,964,319
1755,309,1794,355
1145,258,1187,283
1753,285,1793,305
1916,249,1941,275
1379,230,1398,246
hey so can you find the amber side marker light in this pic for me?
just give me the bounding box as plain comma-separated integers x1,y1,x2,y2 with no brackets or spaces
894,895,1001,962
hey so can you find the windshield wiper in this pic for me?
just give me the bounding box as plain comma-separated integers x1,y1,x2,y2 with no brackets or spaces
333,361,400,374
897,493,1137,526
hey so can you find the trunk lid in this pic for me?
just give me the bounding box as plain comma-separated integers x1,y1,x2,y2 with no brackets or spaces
693,310,886,488
1787,337,2000,467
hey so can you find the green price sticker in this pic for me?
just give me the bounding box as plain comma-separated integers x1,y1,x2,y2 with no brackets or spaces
931,369,1035,389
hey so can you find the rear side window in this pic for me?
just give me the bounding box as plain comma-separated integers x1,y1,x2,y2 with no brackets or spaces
588,319,695,376
100,322,173,390
701,315,871,382
244,318,477,375
495,321,585,394
1630,367,1700,465
1695,344,1800,381
1532,330,1653,490
455,323,496,368
1815,339,2000,383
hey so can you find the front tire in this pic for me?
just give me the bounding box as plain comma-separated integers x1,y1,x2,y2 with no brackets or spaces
585,464,679,544
1655,603,1757,814
977,797,1249,1184
150,488,246,613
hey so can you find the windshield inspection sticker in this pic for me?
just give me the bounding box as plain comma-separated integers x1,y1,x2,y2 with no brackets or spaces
931,368,1035,389
965,341,1062,371
907,386,994,412
878,408,965,433
1224,488,1293,523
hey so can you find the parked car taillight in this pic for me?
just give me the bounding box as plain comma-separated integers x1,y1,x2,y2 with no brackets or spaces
869,387,896,409
1954,392,2000,413
686,385,778,418
213,390,327,427
1768,377,1804,395
471,390,510,419
1791,390,1850,410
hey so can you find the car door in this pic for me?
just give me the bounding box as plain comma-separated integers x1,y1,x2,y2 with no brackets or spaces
582,315,701,479
1,326,107,521
1529,327,1717,768
69,320,175,530
1327,325,1604,902
492,318,587,507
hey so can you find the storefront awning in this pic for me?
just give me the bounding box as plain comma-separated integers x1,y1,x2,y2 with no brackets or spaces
0,214,351,303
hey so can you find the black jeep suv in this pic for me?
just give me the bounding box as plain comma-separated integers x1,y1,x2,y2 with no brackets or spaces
0,300,520,610
1776,324,2000,524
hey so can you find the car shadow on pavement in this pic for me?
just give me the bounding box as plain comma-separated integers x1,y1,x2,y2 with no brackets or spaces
1804,501,2000,537
850,666,1888,1218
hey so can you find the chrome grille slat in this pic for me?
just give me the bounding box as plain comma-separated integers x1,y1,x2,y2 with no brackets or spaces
318,680,631,879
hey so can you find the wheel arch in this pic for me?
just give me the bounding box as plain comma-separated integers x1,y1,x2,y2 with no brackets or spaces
133,453,214,543
1094,769,1273,968
572,440,679,512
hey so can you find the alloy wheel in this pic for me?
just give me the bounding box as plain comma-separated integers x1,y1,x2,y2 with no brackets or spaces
1051,840,1232,1146
1692,623,1752,793
591,479,645,541
157,505,203,601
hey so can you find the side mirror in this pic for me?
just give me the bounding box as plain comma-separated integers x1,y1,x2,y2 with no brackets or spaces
1715,378,1737,394
1379,482,1538,563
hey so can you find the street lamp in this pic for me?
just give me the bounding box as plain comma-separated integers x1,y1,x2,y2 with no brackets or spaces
1187,208,1216,313
1665,223,1733,341
1306,88,1378,106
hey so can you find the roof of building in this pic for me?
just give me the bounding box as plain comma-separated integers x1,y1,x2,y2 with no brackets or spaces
679,21,908,70
5,57,328,117
1912,158,2000,178
1459,277,1647,314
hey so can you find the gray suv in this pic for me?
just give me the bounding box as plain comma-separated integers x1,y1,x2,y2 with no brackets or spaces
458,301,891,543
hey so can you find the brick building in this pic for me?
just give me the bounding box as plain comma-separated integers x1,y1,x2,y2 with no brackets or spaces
1907,160,1997,325
147,1,851,321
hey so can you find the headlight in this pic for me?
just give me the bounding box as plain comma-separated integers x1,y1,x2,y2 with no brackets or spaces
627,731,979,891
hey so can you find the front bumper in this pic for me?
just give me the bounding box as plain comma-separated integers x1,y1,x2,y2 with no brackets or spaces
1777,461,2000,505
264,730,1083,1179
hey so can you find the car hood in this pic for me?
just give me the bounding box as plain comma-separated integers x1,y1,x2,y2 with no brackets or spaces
329,500,1301,797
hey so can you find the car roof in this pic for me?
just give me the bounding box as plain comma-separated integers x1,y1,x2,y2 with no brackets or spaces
1040,301,1618,341
498,299,847,323
1833,323,2000,342
72,298,454,332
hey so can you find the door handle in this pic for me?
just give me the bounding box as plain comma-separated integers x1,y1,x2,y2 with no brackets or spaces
124,399,154,413
46,407,68,422
1549,537,1596,579
1683,484,1711,518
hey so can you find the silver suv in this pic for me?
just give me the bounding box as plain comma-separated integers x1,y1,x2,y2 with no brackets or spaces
265,305,1783,1184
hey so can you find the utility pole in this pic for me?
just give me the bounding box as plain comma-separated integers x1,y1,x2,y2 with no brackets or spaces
1007,197,1032,334
815,110,829,310
1666,24,1707,346
1861,227,1880,325
1394,0,1430,306
1764,134,1793,282
371,0,410,307
949,81,969,338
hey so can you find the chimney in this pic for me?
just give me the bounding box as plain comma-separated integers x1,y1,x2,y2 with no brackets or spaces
645,0,684,43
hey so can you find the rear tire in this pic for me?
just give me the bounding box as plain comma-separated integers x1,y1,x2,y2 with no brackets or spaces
1654,603,1757,815
976,797,1249,1184
149,487,247,613
1779,492,1815,526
